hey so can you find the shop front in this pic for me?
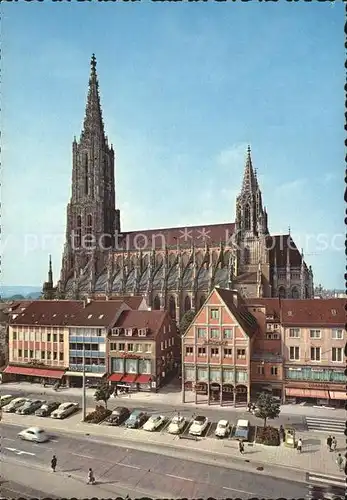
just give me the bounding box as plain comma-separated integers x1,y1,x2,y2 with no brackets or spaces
284,382,346,407
109,356,154,393
3,364,66,385
108,373,153,393
64,370,107,388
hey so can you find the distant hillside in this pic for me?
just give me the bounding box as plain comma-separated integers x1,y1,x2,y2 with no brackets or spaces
0,286,42,300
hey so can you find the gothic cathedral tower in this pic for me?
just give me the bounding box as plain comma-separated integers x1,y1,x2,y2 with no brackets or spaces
235,146,269,293
60,54,120,288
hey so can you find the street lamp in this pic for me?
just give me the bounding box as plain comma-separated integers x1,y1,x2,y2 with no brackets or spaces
82,343,86,421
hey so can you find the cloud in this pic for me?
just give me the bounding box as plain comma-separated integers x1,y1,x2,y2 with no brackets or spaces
216,143,248,169
274,178,307,197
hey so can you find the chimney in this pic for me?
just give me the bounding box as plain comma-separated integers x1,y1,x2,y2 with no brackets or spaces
87,298,92,305
147,307,152,311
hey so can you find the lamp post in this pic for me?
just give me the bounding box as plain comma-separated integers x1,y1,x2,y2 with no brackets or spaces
82,343,86,421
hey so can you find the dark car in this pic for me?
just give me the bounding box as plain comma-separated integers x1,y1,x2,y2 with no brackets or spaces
16,399,45,415
125,409,148,429
106,406,130,426
35,401,60,417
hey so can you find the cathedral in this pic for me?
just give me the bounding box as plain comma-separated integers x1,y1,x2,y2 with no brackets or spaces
43,55,314,321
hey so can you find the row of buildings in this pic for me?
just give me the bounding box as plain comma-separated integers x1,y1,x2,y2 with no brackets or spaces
2,289,345,407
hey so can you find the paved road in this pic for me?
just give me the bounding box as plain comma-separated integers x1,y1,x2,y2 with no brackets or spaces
1,423,307,498
2,386,307,430
0,479,60,499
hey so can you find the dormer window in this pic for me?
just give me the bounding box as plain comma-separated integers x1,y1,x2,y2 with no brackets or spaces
125,328,133,336
287,311,292,316
88,314,93,319
331,309,337,316
112,328,121,336
138,328,147,337
99,314,104,319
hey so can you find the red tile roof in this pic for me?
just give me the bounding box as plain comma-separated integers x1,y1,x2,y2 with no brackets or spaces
215,288,258,337
266,234,303,268
112,309,168,338
245,298,282,320
280,298,345,326
10,299,138,327
122,222,235,250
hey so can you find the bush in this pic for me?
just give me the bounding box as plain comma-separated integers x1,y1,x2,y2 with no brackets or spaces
255,426,280,446
85,405,111,424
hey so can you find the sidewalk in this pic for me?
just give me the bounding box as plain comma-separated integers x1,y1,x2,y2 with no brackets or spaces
1,459,142,498
3,410,345,480
2,381,346,419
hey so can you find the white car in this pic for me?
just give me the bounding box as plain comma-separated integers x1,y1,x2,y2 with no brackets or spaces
18,427,50,443
51,402,79,419
189,416,209,436
0,395,13,408
215,419,230,438
167,415,186,435
3,397,28,413
142,415,166,431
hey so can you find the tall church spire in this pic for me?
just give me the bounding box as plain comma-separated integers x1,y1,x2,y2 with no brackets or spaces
48,254,53,286
81,54,105,141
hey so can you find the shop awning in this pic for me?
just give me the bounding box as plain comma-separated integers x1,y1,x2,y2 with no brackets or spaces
285,387,329,399
3,365,65,379
329,391,347,400
108,373,124,382
122,374,137,384
135,374,151,384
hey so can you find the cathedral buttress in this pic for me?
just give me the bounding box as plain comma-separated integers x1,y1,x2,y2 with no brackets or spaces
60,54,120,286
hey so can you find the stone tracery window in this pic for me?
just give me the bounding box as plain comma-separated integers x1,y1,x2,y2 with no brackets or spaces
85,214,93,248
291,287,299,299
278,286,286,299
153,295,161,310
168,296,176,319
84,153,89,196
184,295,191,312
76,215,82,248
244,204,251,231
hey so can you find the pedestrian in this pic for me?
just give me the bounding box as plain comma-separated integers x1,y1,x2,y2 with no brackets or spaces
279,425,285,442
238,440,244,454
87,468,95,485
327,435,332,451
297,438,302,453
331,436,337,452
51,455,57,472
247,402,252,413
336,453,344,471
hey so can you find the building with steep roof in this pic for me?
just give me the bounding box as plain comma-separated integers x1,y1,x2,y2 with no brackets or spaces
44,55,314,320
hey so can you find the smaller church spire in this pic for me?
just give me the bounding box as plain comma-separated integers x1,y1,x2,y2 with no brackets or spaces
48,254,53,286
241,145,257,195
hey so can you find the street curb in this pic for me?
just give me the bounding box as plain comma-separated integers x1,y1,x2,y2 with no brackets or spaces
3,419,312,485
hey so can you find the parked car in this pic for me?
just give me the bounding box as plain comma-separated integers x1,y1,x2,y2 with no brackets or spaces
215,419,230,438
167,415,186,435
234,419,250,441
105,407,130,426
143,414,166,432
35,401,60,417
0,395,14,408
3,398,28,413
124,409,148,429
51,402,79,419
189,416,209,436
18,427,50,443
16,399,45,415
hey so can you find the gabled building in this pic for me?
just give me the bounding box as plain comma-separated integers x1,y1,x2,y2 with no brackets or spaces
182,287,258,406
4,297,146,387
108,310,180,392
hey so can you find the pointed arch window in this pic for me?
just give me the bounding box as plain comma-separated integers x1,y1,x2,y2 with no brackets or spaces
153,295,161,310
291,287,299,299
199,295,206,309
76,215,82,248
168,296,176,319
85,214,93,248
244,204,251,231
278,286,286,299
84,153,89,196
243,247,250,265
184,295,191,313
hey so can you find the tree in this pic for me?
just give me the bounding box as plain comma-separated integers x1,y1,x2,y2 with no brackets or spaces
94,383,113,409
179,310,195,335
254,392,281,428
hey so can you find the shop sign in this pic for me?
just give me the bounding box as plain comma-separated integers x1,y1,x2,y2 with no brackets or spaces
120,353,139,359
203,339,228,346
307,383,329,389
151,381,156,389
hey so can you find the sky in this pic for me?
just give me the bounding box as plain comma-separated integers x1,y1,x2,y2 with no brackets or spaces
1,1,344,289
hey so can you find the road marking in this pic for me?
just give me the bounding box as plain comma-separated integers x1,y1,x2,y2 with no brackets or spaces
223,486,256,495
165,473,193,482
5,447,35,456
2,438,16,442
116,463,141,470
71,452,95,460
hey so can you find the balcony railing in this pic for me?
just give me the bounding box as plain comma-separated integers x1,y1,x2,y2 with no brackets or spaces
68,364,106,373
69,337,105,343
69,350,105,358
